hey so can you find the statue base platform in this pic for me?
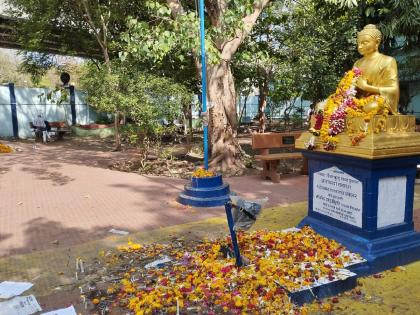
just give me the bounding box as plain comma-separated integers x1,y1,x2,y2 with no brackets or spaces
178,174,230,207
296,148,420,275
296,115,420,159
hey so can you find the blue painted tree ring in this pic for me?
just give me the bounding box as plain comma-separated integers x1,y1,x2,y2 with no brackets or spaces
191,174,223,188
178,174,231,207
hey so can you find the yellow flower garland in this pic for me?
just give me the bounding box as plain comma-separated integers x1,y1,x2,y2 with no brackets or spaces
319,70,355,148
346,95,387,144
315,69,389,149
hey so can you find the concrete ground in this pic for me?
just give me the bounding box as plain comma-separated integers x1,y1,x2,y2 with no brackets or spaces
0,138,307,257
0,138,420,314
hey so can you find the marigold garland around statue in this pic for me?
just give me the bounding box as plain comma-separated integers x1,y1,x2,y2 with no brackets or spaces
306,68,388,150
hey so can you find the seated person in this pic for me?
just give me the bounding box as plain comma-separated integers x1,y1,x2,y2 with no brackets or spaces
33,114,50,143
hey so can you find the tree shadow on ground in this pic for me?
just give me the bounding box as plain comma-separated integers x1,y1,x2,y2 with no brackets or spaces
107,174,310,236
20,166,75,186
0,233,12,243
1,137,140,171
1,217,115,257
0,166,10,174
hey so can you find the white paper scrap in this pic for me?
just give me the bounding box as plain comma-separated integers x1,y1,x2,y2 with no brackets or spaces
145,256,172,268
109,228,129,235
281,227,301,233
41,305,77,315
0,281,33,299
0,295,42,315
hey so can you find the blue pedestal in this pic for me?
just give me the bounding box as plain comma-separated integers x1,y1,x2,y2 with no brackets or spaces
178,174,230,207
298,150,420,275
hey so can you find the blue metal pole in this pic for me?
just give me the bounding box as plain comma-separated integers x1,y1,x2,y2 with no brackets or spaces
69,85,76,126
9,83,18,138
198,0,209,170
225,201,243,267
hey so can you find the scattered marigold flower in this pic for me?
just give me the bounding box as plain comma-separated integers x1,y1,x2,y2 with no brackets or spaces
84,227,364,314
192,167,216,178
0,143,13,153
107,287,115,294
322,302,333,312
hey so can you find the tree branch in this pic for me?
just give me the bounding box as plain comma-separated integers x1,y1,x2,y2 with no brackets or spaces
78,0,105,50
204,0,227,27
167,0,185,18
221,0,272,60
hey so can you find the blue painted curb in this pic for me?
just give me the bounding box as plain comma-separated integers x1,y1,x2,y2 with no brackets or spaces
177,193,230,207
288,273,358,305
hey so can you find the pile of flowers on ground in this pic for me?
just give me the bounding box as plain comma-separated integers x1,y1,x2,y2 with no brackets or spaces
307,68,387,150
79,227,364,314
192,167,216,178
0,143,13,153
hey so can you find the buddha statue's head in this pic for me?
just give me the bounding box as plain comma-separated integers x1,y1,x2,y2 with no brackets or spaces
357,24,382,57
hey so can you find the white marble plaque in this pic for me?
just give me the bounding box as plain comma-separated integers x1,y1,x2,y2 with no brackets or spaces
377,176,406,228
313,167,363,227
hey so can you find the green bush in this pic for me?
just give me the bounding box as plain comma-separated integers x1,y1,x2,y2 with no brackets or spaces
80,61,193,140
95,115,113,125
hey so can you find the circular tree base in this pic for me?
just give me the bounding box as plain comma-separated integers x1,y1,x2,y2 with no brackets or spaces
177,174,230,207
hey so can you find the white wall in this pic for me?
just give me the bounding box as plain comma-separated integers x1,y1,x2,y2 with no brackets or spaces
0,85,99,138
407,81,420,118
0,85,13,137
14,86,71,138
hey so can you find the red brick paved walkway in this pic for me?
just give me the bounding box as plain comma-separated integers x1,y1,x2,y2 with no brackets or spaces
0,139,308,257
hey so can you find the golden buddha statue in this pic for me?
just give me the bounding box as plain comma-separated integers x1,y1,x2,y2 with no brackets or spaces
354,24,399,114
296,25,420,158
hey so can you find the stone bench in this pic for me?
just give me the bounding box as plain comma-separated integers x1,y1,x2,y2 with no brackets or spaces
252,132,306,183
49,121,70,140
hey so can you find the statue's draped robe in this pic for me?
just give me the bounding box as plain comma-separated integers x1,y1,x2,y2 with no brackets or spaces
353,53,400,114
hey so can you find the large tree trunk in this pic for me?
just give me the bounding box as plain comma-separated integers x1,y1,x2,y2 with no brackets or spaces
258,80,268,133
208,61,243,173
103,48,121,151
113,112,121,151
165,0,271,172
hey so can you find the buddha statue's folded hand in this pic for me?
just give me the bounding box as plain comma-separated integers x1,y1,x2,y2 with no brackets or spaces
356,77,370,91
363,99,383,114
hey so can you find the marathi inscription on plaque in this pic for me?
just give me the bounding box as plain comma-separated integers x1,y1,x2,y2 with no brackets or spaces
313,167,363,227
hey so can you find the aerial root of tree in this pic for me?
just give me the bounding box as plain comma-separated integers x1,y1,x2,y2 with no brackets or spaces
209,126,245,174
